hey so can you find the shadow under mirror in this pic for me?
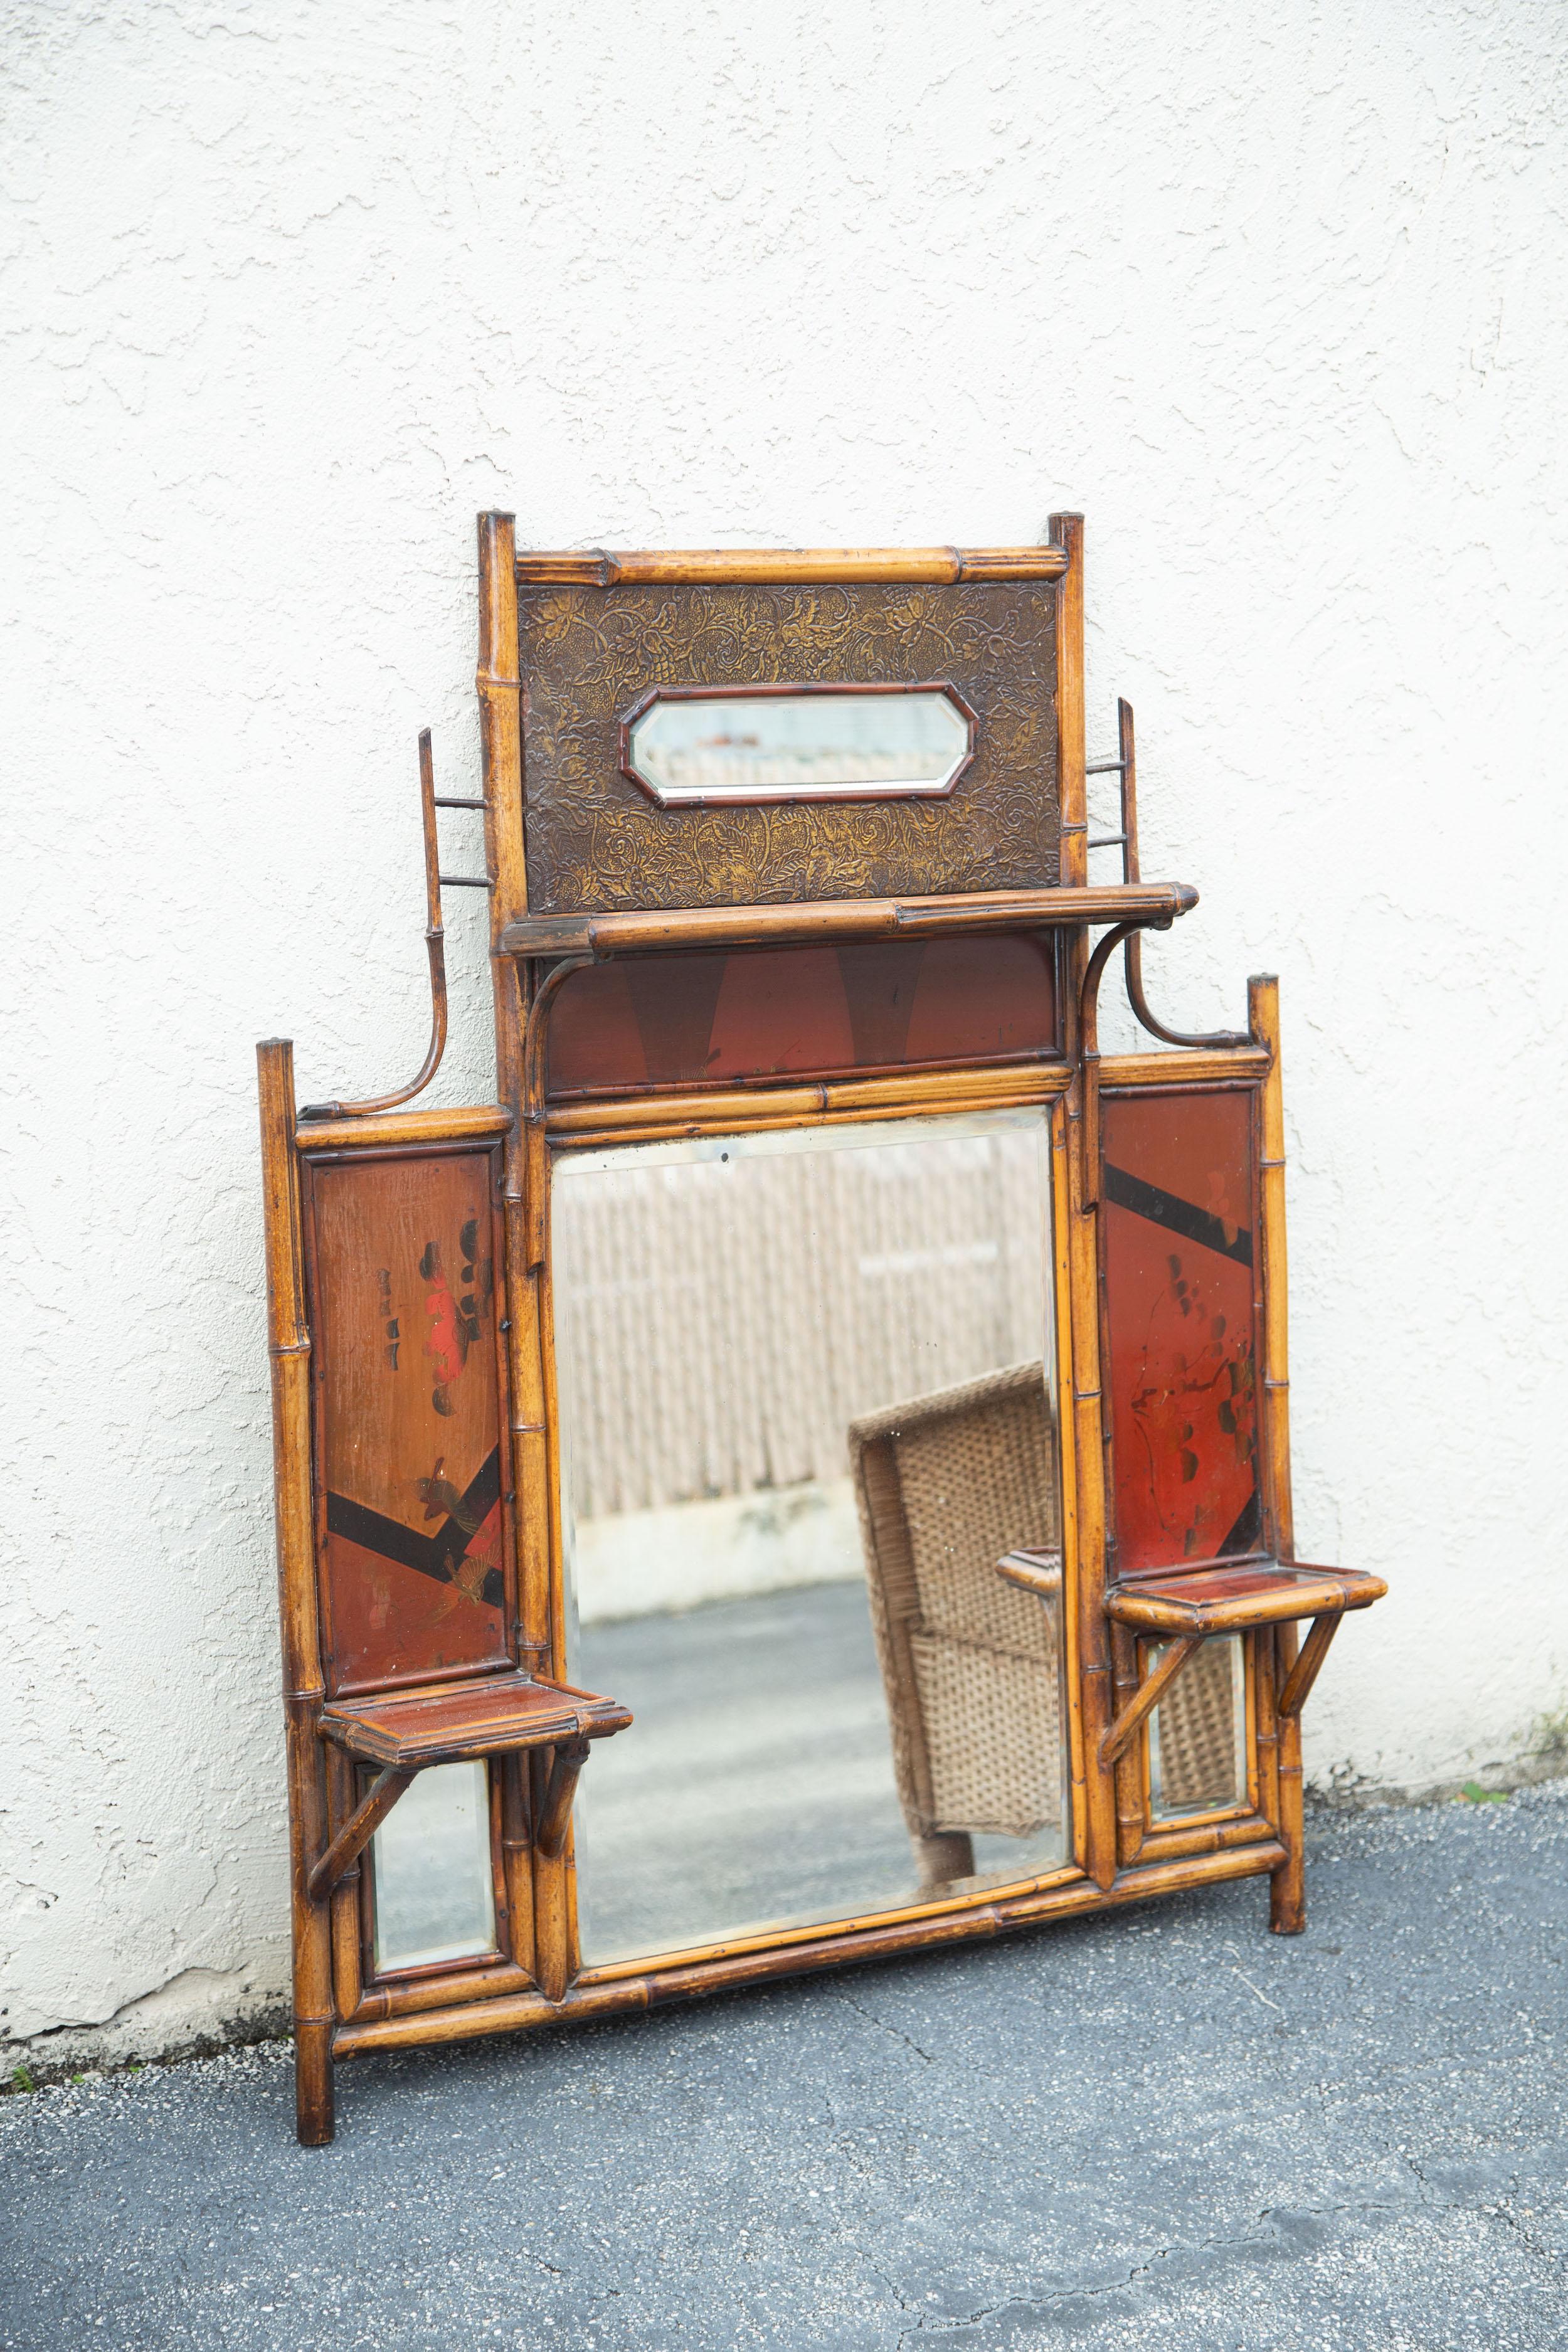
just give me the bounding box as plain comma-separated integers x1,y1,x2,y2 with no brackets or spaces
552,1110,1068,1968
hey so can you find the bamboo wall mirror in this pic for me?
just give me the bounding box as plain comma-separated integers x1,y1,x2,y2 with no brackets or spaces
258,516,1385,2144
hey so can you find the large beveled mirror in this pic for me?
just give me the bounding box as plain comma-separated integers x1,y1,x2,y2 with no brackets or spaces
552,1107,1069,1967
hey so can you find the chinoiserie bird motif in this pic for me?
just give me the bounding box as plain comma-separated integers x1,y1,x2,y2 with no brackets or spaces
416,1456,479,1534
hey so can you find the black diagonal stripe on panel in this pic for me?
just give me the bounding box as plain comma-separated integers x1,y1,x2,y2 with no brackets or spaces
1103,1163,1253,1266
462,1448,502,1531
1217,1488,1262,1558
326,1446,505,1608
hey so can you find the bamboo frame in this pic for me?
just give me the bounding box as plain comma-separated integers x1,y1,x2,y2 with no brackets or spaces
254,518,1385,2143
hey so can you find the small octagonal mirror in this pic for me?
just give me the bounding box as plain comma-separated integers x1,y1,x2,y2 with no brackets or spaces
621,682,975,809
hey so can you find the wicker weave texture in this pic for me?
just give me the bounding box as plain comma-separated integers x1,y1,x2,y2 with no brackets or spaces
894,1380,1056,1659
850,1362,1062,1843
1152,1635,1242,1814
908,1635,1061,1836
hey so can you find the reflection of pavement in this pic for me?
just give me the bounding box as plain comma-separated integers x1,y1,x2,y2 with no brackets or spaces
574,1580,1062,1964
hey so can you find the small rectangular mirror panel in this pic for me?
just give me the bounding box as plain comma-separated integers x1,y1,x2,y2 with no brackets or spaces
553,1109,1067,1967
1148,1635,1247,1818
368,1759,496,1975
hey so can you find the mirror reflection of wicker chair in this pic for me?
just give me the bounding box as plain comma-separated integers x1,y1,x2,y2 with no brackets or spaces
849,1362,1063,1885
1148,1636,1242,1814
850,1362,1245,1887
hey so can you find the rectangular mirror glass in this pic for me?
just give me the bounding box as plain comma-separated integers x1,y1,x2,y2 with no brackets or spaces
1148,1635,1246,1818
368,1759,496,1975
553,1109,1066,1968
622,684,972,806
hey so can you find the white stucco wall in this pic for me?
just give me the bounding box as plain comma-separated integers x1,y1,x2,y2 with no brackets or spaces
4,0,1565,2068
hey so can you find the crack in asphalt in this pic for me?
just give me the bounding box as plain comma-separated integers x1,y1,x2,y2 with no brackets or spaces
834,1989,936,2066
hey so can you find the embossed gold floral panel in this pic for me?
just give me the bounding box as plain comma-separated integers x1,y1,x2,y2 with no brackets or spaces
516,582,1060,912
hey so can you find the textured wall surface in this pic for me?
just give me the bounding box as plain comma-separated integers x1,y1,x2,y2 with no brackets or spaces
4,0,1565,2065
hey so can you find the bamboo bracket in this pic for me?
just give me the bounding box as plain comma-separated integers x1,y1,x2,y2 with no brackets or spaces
307,1766,416,1903
1098,1635,1202,1769
1276,1613,1340,1719
520,955,591,1266
299,731,465,1122
1078,916,1159,1209
1088,700,1251,1053
535,1737,591,1859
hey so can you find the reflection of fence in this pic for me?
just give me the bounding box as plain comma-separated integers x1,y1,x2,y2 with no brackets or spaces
554,1130,1050,1522
654,746,923,796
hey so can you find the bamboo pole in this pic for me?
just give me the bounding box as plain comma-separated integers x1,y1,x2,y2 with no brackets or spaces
1050,1101,1088,1875
257,1039,336,2146
531,1746,573,2003
546,1059,1071,1138
1063,950,1117,1892
1051,513,1086,888
1135,1813,1276,1865
1099,1049,1271,1090
1251,977,1305,1936
294,1104,512,1152
1255,1626,1281,1835
326,1746,363,2027
511,544,1071,587
350,1959,536,2026
478,512,570,1993
501,1754,535,1983
1110,1623,1146,1867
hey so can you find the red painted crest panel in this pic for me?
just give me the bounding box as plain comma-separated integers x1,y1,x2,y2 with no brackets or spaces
305,1149,511,1694
1101,1089,1259,1574
546,935,1057,1098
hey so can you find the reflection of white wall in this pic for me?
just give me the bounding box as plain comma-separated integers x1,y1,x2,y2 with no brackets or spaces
6,1,1567,2069
573,1478,862,1626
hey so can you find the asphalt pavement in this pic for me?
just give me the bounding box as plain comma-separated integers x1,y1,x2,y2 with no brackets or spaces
3,1783,1565,2350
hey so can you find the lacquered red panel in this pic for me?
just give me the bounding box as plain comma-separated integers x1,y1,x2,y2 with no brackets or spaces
1101,1088,1259,1574
546,935,1057,1098
305,1150,511,1694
